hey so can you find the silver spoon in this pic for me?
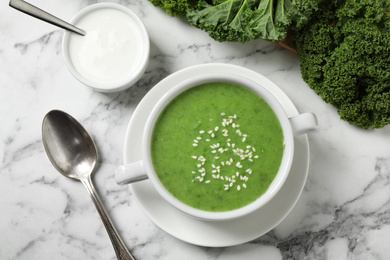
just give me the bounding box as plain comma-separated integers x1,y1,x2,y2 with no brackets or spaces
42,110,135,260
9,0,85,36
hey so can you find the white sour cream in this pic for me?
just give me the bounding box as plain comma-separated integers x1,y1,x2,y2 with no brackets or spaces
68,8,144,85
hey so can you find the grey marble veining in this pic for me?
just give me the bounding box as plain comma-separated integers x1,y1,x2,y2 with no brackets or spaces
1,0,390,259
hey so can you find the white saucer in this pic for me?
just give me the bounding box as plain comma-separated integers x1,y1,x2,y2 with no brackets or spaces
123,63,310,247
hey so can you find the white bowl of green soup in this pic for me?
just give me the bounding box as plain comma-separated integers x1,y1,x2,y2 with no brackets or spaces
116,74,317,221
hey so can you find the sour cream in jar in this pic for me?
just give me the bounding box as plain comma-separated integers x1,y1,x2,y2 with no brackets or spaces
63,3,149,92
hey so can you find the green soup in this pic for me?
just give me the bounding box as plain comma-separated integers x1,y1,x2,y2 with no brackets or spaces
151,82,284,212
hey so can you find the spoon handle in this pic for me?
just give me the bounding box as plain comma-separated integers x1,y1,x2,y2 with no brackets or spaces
80,176,135,260
9,0,85,36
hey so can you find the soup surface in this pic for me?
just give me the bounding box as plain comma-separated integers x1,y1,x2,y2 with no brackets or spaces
151,82,284,212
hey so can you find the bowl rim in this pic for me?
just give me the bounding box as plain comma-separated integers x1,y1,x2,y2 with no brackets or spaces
142,73,294,221
62,2,150,92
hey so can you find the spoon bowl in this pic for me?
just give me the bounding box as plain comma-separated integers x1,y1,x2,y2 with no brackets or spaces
42,110,97,179
42,110,134,260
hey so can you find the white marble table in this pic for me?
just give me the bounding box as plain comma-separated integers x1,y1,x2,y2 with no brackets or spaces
1,1,390,259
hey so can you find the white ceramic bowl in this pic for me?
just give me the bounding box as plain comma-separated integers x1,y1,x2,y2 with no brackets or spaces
116,73,317,221
62,3,150,92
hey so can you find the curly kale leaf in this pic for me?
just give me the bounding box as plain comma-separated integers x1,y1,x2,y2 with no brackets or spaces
148,0,196,18
287,0,326,29
292,0,390,128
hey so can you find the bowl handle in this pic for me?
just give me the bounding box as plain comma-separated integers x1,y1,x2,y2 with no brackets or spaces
115,160,148,185
289,112,318,136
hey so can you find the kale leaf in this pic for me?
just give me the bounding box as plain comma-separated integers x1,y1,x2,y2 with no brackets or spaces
187,0,294,42
147,0,196,18
151,0,322,43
